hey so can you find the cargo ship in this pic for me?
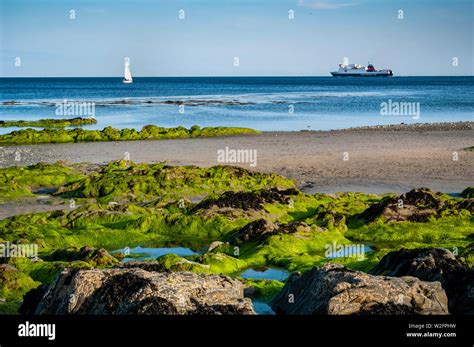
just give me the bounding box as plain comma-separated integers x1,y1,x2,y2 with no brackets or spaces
331,62,393,77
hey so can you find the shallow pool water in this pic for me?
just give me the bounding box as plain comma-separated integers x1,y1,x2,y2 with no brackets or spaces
325,244,373,259
239,267,289,281
112,246,196,263
251,300,275,315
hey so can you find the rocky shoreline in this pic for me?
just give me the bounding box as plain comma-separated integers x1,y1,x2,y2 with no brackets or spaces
15,247,474,315
335,121,473,132
0,160,472,315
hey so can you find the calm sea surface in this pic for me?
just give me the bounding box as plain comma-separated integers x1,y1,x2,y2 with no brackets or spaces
0,77,472,133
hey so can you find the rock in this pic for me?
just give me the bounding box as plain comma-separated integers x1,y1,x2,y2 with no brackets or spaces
193,188,298,212
340,121,473,132
461,187,474,199
229,219,278,244
228,219,309,245
207,241,226,253
400,188,443,209
45,246,119,266
357,188,446,223
19,285,48,315
370,248,474,314
456,198,474,213
81,247,119,266
243,286,260,297
0,264,18,274
155,254,210,272
30,268,255,315
313,205,347,230
271,263,448,315
0,264,39,306
119,261,168,273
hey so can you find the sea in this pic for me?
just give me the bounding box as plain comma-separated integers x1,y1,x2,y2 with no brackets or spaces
0,76,473,133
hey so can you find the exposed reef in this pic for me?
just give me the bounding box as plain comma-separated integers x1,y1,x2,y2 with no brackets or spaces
0,125,259,145
0,117,97,128
0,161,472,314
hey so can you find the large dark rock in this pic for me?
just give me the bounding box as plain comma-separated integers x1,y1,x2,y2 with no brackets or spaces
456,198,474,213
193,188,298,212
19,285,48,315
28,268,255,315
357,188,448,223
400,188,443,209
228,219,310,245
271,263,448,315
371,248,474,314
45,246,119,266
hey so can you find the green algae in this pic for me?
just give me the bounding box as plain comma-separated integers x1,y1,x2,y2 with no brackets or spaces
0,263,41,314
58,160,294,203
0,161,472,313
240,279,285,301
0,161,295,250
0,265,40,300
0,125,259,145
0,117,97,128
0,162,85,201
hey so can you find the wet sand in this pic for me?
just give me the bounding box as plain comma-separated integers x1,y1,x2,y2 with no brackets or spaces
0,127,473,195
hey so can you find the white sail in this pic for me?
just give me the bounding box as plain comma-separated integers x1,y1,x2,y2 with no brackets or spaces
123,61,133,83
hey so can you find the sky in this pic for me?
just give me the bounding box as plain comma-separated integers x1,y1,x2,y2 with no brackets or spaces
0,0,472,77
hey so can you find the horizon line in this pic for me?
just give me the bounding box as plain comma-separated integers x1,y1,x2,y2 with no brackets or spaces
1,75,473,78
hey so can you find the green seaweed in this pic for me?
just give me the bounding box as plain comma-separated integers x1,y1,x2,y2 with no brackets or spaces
0,125,259,145
0,162,85,201
240,279,285,301
0,117,97,128
0,160,472,314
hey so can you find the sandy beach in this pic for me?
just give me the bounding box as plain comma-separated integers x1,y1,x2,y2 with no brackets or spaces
1,124,472,195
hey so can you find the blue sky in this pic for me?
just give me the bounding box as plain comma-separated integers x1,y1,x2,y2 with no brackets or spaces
1,0,472,76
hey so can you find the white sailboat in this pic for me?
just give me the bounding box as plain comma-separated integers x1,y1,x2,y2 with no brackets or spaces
123,60,133,84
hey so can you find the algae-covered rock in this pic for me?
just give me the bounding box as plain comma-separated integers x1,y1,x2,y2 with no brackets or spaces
241,279,285,301
228,219,309,245
207,241,227,253
456,198,474,213
357,188,455,223
45,246,119,267
57,161,294,203
0,162,85,200
0,264,40,313
193,188,299,212
312,204,347,231
0,117,97,128
0,125,259,145
31,268,255,315
155,254,209,272
370,248,474,314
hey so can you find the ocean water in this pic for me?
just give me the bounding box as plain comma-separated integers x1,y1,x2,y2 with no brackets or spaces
0,77,473,133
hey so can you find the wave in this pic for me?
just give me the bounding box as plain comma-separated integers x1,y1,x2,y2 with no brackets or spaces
0,90,422,107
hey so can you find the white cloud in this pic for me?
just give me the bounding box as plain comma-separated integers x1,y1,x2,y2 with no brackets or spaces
297,0,359,10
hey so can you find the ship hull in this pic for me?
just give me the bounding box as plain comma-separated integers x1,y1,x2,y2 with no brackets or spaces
331,72,393,77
